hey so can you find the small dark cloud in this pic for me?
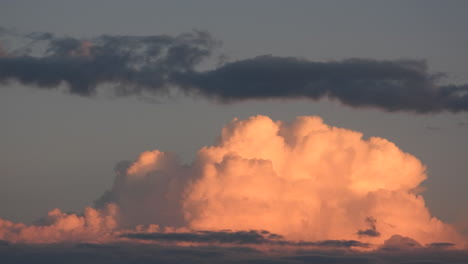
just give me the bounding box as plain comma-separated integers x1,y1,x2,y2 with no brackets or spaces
1,30,468,113
357,229,381,237
427,242,456,249
457,121,468,127
357,217,381,238
425,125,441,131
296,240,371,248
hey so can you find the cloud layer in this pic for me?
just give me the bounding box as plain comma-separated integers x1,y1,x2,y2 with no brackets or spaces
1,238,467,264
1,29,467,112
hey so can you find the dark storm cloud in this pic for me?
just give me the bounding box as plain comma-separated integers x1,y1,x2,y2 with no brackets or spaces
0,30,217,96
1,30,468,113
179,56,468,113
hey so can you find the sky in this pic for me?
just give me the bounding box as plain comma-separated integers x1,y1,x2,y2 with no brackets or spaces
1,0,468,263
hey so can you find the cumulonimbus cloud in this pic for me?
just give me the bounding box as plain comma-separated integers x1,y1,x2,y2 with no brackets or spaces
0,29,467,113
0,115,464,249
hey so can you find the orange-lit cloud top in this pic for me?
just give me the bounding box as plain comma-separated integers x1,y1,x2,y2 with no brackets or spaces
0,115,464,247
182,115,462,246
0,205,118,244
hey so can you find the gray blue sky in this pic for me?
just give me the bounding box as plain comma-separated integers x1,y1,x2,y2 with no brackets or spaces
1,0,467,231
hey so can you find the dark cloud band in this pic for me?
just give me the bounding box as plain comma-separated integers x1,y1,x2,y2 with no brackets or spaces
1,237,466,264
121,230,371,248
1,30,467,113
